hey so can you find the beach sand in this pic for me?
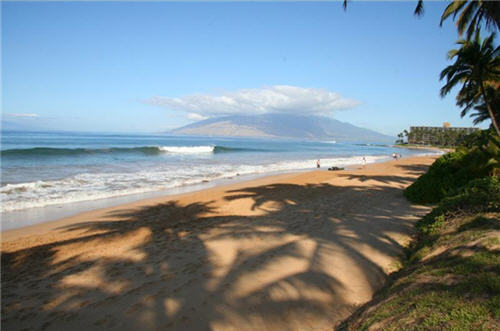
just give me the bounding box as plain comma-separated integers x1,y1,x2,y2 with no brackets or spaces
2,156,436,331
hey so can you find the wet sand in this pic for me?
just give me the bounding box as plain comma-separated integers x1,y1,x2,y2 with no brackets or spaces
2,156,436,331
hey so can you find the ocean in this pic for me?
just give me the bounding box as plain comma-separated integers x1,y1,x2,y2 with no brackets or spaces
1,131,437,229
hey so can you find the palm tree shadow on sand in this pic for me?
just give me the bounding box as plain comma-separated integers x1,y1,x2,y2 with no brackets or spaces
2,175,430,331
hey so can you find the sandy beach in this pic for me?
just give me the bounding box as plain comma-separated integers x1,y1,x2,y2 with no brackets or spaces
2,155,437,331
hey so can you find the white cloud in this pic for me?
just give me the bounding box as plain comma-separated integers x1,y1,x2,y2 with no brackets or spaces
148,85,360,119
187,113,208,121
4,113,39,118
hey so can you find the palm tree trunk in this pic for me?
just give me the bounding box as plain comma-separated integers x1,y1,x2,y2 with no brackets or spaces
479,80,500,136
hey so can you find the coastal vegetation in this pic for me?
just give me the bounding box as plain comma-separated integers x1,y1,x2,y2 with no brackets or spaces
338,132,500,330
404,129,500,204
337,184,500,330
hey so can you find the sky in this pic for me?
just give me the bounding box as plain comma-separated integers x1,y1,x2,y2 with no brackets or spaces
1,1,492,136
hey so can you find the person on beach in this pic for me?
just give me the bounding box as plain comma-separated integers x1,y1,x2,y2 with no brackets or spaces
362,157,366,167
316,159,320,168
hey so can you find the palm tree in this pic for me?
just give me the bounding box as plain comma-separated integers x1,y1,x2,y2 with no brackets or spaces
440,31,500,135
344,1,499,39
415,0,500,39
396,132,404,144
470,101,492,125
470,89,500,126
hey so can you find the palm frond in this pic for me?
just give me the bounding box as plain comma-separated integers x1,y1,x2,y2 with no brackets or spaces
447,48,460,60
470,103,491,124
466,10,482,40
440,31,500,136
441,0,468,26
457,1,478,36
441,74,467,97
414,0,424,16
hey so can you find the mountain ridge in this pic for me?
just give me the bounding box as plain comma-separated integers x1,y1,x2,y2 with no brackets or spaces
170,114,394,143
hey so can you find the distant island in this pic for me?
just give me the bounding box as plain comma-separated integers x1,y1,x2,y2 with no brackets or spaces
169,113,394,143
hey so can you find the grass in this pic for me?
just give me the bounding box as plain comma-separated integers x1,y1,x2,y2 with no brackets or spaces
336,212,500,331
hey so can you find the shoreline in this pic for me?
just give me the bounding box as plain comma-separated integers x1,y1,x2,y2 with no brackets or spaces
1,170,304,241
0,157,372,232
0,169,306,232
1,152,440,233
2,155,438,331
0,154,429,237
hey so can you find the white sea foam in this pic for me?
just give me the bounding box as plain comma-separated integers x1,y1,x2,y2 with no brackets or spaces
0,155,388,212
158,146,215,153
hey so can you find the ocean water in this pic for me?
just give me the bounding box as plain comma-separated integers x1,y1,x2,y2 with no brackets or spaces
1,131,437,227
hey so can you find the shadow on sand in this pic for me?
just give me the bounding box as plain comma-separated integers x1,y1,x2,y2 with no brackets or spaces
2,172,430,331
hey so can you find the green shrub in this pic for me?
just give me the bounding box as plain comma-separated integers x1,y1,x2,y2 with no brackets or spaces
416,177,500,235
404,129,500,204
404,149,487,203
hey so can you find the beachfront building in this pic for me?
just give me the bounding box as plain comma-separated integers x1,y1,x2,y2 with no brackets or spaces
408,123,479,146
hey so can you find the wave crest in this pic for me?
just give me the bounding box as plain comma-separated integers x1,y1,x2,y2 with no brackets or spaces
0,145,270,157
159,146,214,153
1,145,219,157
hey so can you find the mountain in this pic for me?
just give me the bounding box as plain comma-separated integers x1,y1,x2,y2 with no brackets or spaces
170,114,394,143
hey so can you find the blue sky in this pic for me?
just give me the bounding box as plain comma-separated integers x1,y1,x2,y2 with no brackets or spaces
1,1,490,135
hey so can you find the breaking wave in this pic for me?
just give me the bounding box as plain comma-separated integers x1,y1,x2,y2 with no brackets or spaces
1,155,389,212
0,145,266,157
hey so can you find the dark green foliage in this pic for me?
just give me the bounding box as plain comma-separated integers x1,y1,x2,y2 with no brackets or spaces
404,149,489,203
416,177,500,235
404,129,500,204
461,127,500,153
